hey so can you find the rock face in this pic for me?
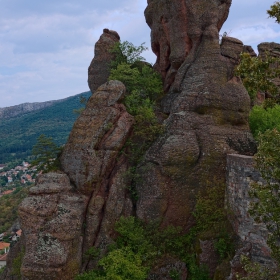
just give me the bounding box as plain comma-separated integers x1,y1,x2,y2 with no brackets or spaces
4,2,259,279
226,155,273,265
88,29,120,93
0,100,60,120
137,0,254,234
2,80,134,279
258,42,280,90
258,42,280,59
145,0,231,92
18,173,87,280
61,80,134,270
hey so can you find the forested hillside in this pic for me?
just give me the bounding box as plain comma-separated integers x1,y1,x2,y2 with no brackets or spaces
0,91,91,163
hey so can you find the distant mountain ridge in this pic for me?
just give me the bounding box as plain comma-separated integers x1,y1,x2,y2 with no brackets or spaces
0,91,91,164
0,97,72,120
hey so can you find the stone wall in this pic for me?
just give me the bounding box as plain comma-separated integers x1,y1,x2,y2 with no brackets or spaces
226,154,274,265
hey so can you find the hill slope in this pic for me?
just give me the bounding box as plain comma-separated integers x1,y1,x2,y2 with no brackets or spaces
0,100,64,120
0,91,91,164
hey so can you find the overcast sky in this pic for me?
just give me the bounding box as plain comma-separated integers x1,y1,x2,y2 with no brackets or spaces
0,0,279,108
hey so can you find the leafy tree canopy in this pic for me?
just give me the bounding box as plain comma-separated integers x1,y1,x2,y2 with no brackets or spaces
249,104,280,138
110,41,148,69
249,129,280,264
268,1,280,24
235,52,280,102
31,134,61,172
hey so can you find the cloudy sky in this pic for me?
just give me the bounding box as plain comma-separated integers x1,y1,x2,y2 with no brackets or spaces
0,0,279,108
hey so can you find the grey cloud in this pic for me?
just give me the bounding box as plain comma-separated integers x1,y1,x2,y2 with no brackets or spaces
1,0,135,18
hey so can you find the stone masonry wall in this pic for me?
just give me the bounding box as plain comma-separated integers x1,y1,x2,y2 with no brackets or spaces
226,154,274,266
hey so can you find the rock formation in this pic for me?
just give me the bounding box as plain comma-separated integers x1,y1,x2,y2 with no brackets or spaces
258,42,280,90
136,0,254,234
88,29,120,93
2,1,259,279
0,100,60,120
258,42,280,59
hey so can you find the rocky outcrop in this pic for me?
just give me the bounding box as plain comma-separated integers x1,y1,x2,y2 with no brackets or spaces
145,0,231,92
88,29,120,93
0,101,60,120
258,42,280,59
258,42,280,91
18,173,87,280
145,0,192,92
61,80,134,270
2,80,134,279
226,154,276,279
243,45,257,57
4,1,259,279
137,0,254,232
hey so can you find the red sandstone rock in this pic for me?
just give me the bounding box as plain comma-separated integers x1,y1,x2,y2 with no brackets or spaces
136,0,255,275
3,2,260,279
88,29,120,93
61,80,133,195
4,80,134,280
18,173,87,280
145,0,192,92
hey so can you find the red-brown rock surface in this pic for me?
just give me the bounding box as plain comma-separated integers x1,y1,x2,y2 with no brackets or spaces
136,3,255,276
137,0,254,230
2,80,134,280
18,173,87,280
145,0,231,92
3,2,258,279
61,80,134,270
88,29,120,93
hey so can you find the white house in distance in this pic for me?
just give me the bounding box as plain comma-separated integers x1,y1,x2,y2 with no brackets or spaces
0,253,7,268
0,242,10,254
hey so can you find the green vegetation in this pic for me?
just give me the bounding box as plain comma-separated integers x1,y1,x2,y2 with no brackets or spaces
31,134,61,172
268,1,280,23
237,255,280,280
76,182,233,280
249,104,280,138
235,3,280,104
109,41,148,69
0,91,91,164
249,129,280,264
0,187,29,232
73,95,89,115
0,266,5,276
235,52,280,102
108,41,164,200
11,247,25,278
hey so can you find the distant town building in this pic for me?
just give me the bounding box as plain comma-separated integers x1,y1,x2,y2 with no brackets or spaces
0,242,10,254
0,253,7,268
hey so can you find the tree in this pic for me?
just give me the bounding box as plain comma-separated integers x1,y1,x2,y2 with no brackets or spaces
235,52,280,102
234,2,280,104
249,104,280,138
249,129,280,263
268,2,280,23
109,41,148,69
31,134,61,172
73,95,89,115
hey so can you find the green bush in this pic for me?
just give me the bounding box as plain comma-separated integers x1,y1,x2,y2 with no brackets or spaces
108,41,164,201
76,216,214,280
249,129,280,264
31,134,62,172
268,1,280,24
249,105,280,138
235,52,280,101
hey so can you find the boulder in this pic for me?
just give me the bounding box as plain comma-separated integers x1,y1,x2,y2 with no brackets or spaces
88,29,120,93
18,173,87,280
